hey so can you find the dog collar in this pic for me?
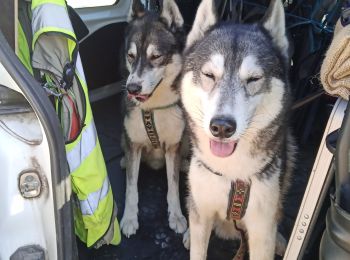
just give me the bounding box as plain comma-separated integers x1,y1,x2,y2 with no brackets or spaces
141,101,180,149
227,179,251,221
142,110,161,149
196,159,251,221
196,158,250,259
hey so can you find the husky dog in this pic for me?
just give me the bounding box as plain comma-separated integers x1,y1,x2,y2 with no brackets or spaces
120,0,188,237
181,0,295,259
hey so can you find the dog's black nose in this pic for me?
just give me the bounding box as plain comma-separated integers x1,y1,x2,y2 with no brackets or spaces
210,118,237,138
127,83,142,95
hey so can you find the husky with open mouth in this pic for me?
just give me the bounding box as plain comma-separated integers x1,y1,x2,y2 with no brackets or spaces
120,0,188,237
181,0,296,259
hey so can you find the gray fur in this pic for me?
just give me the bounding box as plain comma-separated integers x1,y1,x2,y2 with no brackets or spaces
125,0,185,97
185,0,217,50
181,0,295,259
128,0,145,21
121,0,188,238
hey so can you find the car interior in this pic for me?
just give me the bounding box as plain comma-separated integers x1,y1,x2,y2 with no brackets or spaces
65,0,345,259
63,0,340,259
5,0,349,259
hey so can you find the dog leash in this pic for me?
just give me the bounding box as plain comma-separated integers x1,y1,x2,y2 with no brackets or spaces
141,101,179,149
228,180,251,260
233,221,248,260
196,159,251,259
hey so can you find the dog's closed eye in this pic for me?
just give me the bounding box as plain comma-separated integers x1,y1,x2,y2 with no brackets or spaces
202,71,215,81
150,54,162,61
246,76,263,84
128,53,136,60
245,75,264,95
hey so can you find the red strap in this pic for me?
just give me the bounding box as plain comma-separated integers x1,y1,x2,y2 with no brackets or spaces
66,95,80,141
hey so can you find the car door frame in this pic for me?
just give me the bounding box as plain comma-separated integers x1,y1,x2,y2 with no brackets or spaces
0,17,76,260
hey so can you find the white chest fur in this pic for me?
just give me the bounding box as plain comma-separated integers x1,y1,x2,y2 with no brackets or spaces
124,105,185,147
189,158,281,223
189,162,232,220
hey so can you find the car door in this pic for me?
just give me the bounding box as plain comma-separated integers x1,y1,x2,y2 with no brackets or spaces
0,18,76,260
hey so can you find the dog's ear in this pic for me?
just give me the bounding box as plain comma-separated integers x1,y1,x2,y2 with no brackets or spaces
160,0,184,30
262,0,289,59
185,0,217,51
128,0,146,22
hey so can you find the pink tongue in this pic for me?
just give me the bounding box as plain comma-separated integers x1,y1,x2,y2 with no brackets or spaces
136,95,149,102
128,94,149,102
210,140,236,157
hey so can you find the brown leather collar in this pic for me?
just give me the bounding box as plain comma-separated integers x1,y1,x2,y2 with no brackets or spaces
226,179,251,221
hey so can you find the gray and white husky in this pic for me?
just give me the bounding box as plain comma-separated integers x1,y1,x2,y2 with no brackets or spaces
181,0,295,259
120,0,187,237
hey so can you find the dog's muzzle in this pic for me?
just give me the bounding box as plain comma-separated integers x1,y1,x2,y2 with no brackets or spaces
209,117,238,157
126,78,163,103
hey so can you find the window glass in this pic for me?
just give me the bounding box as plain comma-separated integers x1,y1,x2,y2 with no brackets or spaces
66,0,117,9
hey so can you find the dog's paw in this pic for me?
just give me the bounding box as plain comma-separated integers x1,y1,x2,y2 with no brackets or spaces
120,216,139,238
182,229,190,250
169,214,187,234
275,231,287,256
120,157,126,169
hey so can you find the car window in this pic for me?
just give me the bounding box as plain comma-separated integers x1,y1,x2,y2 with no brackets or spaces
66,0,118,9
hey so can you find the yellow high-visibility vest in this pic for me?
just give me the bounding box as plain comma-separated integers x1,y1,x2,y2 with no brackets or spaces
17,0,121,248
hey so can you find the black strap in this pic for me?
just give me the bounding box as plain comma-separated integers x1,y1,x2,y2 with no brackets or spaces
142,110,161,149
61,62,75,90
67,5,89,41
62,32,79,90
342,0,350,26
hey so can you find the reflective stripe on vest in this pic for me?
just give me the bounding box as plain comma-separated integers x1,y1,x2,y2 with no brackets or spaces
32,3,75,48
67,121,98,173
80,176,110,215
